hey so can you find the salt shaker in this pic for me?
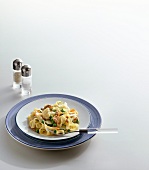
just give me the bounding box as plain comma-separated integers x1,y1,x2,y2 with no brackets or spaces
12,58,23,89
21,64,32,95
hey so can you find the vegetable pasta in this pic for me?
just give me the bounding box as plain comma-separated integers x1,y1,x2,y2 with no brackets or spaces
28,101,79,136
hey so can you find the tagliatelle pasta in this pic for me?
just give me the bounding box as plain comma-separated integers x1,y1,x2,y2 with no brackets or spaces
28,101,79,136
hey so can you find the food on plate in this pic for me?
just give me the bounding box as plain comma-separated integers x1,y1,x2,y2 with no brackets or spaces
28,101,79,136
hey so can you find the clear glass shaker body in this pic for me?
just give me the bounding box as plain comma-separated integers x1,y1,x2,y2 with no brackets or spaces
13,70,22,88
21,75,32,95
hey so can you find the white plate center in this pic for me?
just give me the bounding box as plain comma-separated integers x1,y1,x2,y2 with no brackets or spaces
16,97,90,140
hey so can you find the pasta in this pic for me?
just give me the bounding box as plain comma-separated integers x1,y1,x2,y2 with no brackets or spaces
28,101,79,136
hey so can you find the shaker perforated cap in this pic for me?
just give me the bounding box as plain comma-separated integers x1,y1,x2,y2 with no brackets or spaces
21,64,32,77
13,58,23,70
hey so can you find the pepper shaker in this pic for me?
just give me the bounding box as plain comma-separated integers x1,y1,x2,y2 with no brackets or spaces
21,64,32,95
12,58,23,89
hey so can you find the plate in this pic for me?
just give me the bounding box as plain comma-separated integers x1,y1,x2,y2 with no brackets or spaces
5,94,102,150
16,97,90,140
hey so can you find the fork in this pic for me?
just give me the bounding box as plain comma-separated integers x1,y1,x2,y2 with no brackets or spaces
46,127,118,135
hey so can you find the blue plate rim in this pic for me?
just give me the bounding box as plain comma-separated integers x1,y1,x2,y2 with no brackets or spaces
5,93,102,150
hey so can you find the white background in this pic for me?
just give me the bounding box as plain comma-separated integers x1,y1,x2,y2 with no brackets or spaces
0,0,149,170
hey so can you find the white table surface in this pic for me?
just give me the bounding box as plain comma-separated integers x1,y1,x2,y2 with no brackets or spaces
0,0,149,169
